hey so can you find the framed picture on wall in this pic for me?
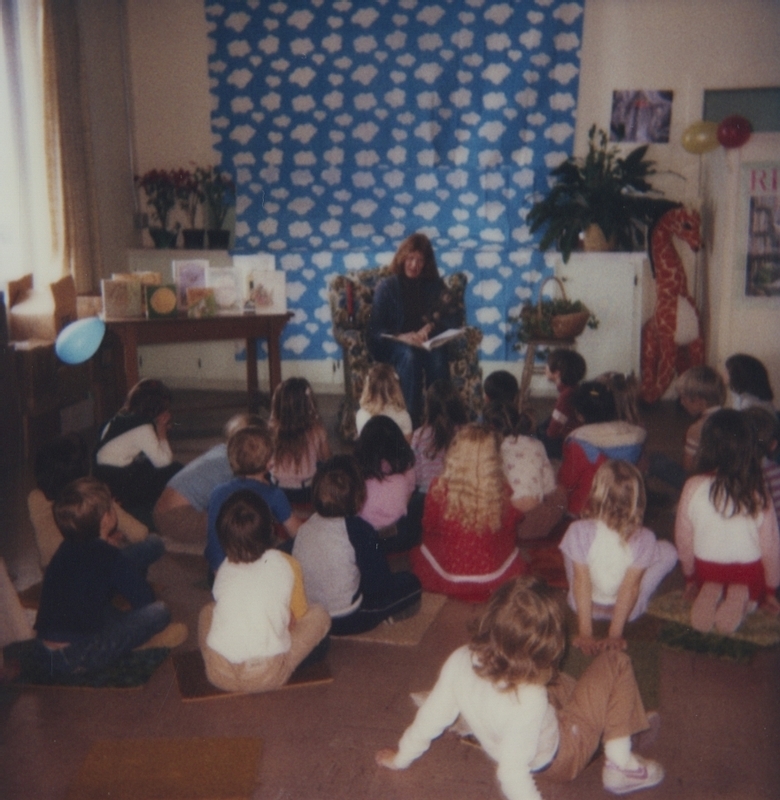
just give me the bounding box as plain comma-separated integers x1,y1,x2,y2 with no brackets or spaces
743,162,780,297
610,90,673,144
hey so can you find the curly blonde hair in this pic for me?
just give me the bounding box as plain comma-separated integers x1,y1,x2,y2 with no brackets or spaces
430,424,506,532
360,363,407,415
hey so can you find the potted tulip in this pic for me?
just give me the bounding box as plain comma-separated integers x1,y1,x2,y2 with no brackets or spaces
199,166,235,250
135,169,179,248
527,125,670,263
173,167,206,249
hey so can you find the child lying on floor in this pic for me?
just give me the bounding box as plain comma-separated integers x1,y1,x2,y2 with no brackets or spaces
376,576,664,798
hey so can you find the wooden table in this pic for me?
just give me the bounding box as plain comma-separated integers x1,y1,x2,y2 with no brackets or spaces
103,312,293,411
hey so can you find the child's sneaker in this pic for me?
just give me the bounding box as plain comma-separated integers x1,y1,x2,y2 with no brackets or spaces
136,622,188,650
603,755,664,795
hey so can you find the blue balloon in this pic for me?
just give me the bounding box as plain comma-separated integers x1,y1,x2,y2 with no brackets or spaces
55,316,106,365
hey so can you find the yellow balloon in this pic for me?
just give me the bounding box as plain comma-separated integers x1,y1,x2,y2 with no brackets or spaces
681,120,719,154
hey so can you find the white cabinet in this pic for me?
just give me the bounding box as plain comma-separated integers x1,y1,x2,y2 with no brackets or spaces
552,252,651,380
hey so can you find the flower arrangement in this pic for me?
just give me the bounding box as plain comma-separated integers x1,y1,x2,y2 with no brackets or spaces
199,166,235,230
171,167,205,230
135,169,178,231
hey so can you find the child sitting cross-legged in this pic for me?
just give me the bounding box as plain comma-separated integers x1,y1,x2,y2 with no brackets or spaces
292,455,422,636
205,423,301,579
199,490,331,693
376,575,664,798
560,460,678,655
33,477,185,677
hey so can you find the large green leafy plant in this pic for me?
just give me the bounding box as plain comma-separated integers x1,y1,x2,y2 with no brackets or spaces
527,125,669,262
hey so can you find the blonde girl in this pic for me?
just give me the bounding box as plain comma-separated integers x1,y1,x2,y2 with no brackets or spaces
560,460,678,655
356,363,413,440
377,576,664,797
410,424,525,603
269,377,331,504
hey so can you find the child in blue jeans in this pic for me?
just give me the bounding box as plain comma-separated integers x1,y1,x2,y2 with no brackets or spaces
33,478,184,676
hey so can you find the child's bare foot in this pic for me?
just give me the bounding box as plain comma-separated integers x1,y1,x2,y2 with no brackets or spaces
690,582,722,633
375,748,401,769
714,584,749,633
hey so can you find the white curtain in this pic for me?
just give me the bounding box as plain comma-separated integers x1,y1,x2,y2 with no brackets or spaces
0,0,64,288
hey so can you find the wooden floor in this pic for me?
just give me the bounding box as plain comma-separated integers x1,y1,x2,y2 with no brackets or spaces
1,391,779,799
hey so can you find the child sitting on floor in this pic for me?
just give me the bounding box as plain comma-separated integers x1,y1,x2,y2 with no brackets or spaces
356,363,413,441
205,424,300,577
376,575,664,798
356,414,418,552
292,455,422,635
538,348,587,459
410,424,525,603
29,433,163,574
268,377,332,505
560,460,677,655
153,413,265,548
93,378,182,528
675,409,780,633
199,490,331,693
483,399,565,541
646,365,724,493
33,478,185,676
558,381,647,517
725,353,776,415
411,378,468,495
483,369,520,408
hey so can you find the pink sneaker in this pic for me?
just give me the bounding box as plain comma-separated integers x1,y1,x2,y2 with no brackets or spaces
603,755,664,795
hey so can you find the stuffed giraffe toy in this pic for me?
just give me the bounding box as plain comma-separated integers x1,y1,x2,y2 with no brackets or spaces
640,205,704,404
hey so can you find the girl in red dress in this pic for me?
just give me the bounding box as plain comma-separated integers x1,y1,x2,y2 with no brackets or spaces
410,424,525,603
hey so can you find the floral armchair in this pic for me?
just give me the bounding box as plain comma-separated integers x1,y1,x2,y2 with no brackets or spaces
329,265,484,440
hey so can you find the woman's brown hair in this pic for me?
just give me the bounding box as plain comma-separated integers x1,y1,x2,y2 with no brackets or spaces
470,576,566,690
389,232,440,280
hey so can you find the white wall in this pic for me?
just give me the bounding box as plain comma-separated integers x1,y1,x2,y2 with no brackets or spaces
116,0,780,395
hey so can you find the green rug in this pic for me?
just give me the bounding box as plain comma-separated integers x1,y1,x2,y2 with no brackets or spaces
647,589,780,661
4,639,170,689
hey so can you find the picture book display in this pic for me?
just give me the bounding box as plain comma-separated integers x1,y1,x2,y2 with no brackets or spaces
172,259,208,310
145,284,179,318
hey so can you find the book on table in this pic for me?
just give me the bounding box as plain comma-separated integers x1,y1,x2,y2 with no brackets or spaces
381,327,465,351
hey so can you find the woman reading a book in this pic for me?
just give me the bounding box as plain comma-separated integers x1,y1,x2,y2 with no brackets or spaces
368,233,461,426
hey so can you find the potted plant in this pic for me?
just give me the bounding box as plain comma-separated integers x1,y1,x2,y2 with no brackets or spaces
527,125,669,263
199,166,235,250
172,167,206,249
135,169,179,248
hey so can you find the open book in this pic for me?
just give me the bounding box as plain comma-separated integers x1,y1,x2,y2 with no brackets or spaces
381,327,465,351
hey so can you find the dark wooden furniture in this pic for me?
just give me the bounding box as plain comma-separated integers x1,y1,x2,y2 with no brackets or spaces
102,312,293,412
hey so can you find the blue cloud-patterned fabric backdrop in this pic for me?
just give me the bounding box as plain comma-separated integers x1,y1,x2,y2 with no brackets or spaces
205,0,583,363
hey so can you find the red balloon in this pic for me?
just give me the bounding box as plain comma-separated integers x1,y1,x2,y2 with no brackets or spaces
717,115,752,149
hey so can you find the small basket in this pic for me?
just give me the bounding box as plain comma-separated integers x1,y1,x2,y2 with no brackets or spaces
519,277,591,342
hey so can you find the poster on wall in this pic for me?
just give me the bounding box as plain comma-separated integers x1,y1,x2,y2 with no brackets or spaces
610,90,673,144
744,163,780,297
